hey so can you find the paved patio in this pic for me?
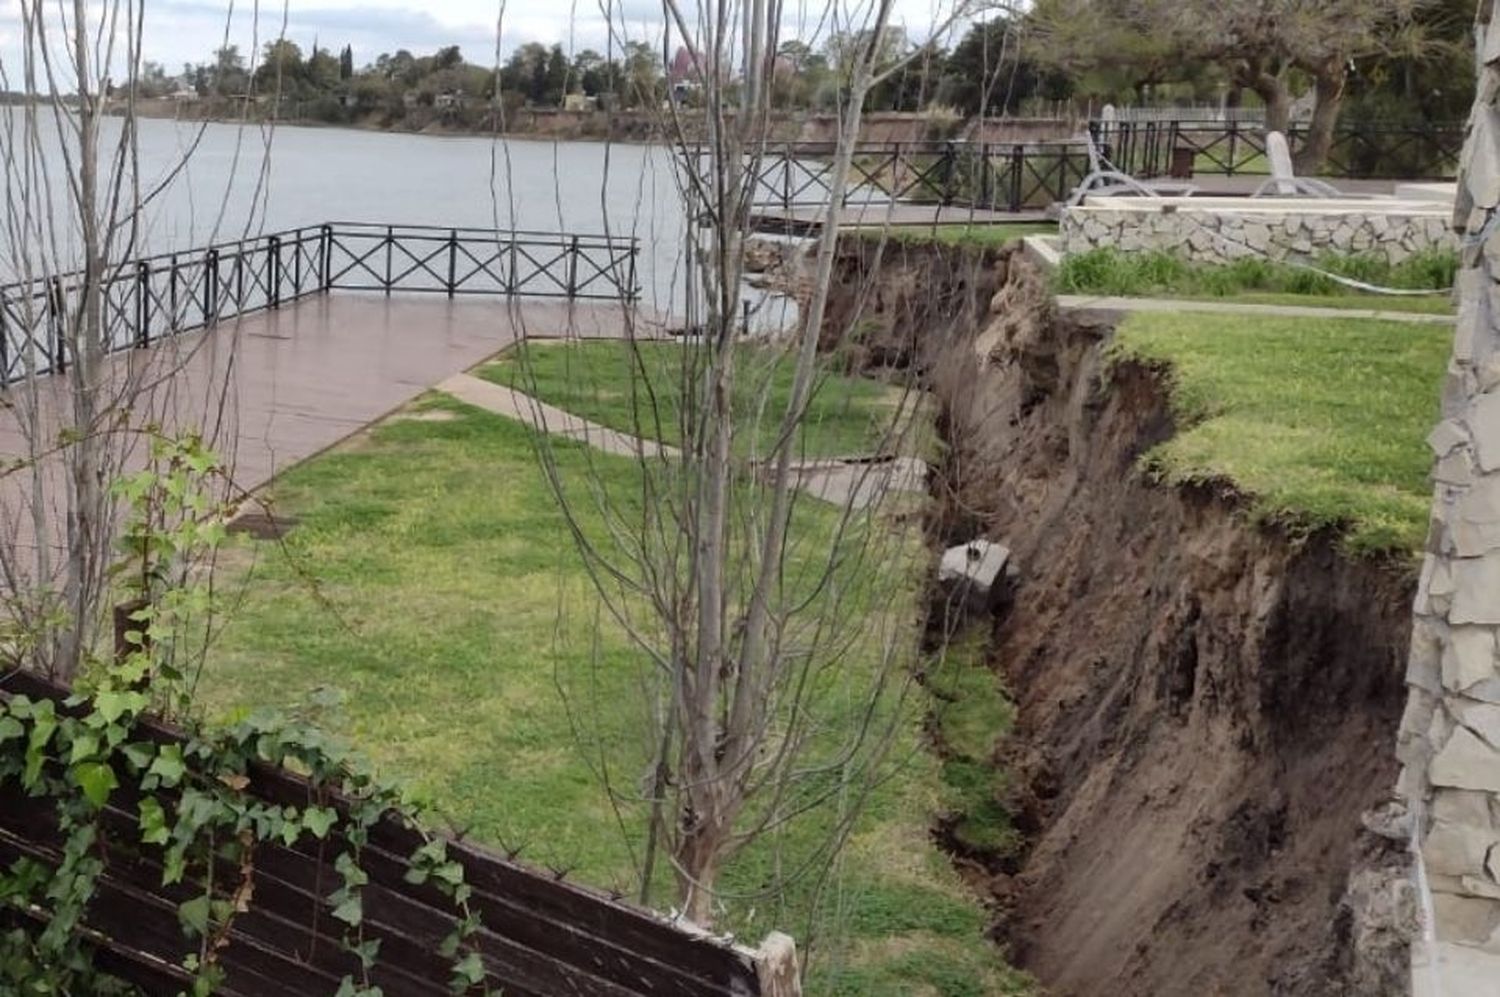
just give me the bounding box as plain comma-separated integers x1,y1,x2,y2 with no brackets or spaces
0,293,648,569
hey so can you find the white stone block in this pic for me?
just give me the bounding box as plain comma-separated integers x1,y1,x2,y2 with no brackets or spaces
1432,725,1500,792
938,540,1010,594
1446,627,1500,692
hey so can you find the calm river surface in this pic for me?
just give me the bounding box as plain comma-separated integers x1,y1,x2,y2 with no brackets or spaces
6,115,697,314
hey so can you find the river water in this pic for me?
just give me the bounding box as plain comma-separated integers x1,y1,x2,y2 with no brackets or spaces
3,114,701,316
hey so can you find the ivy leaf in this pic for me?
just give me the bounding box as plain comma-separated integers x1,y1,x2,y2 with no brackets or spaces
178,894,211,937
139,797,170,845
450,951,485,990
0,716,23,744
148,744,187,786
94,690,147,724
72,761,118,808
303,806,338,839
68,730,100,764
121,741,156,771
331,895,363,926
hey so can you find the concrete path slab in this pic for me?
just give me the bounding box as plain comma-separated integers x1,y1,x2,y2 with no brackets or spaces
1056,294,1455,325
436,372,679,459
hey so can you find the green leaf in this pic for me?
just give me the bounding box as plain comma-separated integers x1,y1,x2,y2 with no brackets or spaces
330,895,363,927
147,744,187,786
177,894,211,937
68,730,100,764
0,716,23,744
139,797,170,845
303,806,338,839
72,761,118,808
94,690,146,724
121,741,156,770
451,951,485,990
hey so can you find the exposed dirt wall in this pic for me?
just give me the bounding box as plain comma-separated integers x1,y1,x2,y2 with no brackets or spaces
828,240,1417,996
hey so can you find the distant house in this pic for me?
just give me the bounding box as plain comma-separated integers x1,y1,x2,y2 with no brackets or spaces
167,87,199,102
562,92,595,112
434,90,465,110
669,45,701,103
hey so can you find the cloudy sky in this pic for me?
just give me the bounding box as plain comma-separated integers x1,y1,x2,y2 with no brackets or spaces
0,0,958,82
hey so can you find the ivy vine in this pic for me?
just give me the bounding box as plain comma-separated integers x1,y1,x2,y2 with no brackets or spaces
0,432,488,995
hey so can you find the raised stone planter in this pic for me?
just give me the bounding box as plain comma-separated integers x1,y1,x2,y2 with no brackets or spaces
1060,196,1456,265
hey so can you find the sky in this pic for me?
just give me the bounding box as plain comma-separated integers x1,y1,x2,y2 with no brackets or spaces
0,0,961,84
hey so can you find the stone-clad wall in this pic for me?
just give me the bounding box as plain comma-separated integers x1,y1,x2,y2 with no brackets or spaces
1059,206,1456,264
1398,4,1500,981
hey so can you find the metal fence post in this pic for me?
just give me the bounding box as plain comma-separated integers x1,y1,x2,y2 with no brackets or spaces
205,248,218,324
980,142,993,208
447,229,458,298
384,225,394,297
1228,121,1239,177
321,224,334,292
293,230,303,298
50,277,65,374
269,235,282,309
1008,144,1023,212
0,296,9,388
138,261,152,347
567,235,579,298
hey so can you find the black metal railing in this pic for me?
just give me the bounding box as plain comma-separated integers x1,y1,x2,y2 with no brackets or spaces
0,223,639,387
1088,120,1465,180
694,141,1095,212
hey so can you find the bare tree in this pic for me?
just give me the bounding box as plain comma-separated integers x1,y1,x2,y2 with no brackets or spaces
513,0,980,931
0,2,280,683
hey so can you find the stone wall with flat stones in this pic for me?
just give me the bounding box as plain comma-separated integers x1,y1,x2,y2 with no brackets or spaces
1398,3,1500,980
1059,206,1456,264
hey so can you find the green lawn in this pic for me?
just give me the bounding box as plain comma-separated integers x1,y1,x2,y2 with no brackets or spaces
1177,291,1454,316
485,340,927,460
1060,247,1456,316
847,222,1055,250
198,382,1028,995
1111,310,1449,555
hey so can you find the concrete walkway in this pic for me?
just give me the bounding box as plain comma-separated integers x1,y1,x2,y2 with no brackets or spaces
435,372,929,510
436,372,680,458
1056,294,1455,325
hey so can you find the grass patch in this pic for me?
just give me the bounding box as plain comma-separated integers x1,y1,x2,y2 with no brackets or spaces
1059,247,1456,314
199,382,1026,993
483,340,923,460
1110,310,1449,555
925,632,1019,856
848,223,1055,250
1176,291,1453,316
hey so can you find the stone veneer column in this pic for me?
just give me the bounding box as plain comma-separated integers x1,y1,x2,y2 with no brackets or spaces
1398,0,1500,966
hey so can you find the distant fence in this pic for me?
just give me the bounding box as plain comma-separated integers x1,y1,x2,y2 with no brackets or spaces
0,669,785,997
0,222,640,387
1090,120,1465,180
702,141,1093,213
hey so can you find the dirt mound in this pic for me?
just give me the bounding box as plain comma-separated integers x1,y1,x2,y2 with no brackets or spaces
827,240,1417,995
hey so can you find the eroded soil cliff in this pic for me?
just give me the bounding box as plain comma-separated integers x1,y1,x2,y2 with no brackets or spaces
829,240,1416,995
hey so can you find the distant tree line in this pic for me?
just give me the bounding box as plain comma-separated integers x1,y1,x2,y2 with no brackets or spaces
109,0,1470,169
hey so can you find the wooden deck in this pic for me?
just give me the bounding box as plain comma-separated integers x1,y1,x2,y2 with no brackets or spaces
0,293,643,567
749,202,1051,234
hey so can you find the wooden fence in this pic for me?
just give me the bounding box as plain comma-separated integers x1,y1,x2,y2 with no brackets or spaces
0,669,796,996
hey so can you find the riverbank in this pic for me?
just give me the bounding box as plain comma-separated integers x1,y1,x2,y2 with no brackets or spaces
822,237,1419,995
120,98,1077,146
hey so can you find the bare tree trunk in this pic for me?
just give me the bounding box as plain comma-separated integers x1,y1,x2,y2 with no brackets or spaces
1294,61,1346,174
1246,69,1292,135
57,0,107,682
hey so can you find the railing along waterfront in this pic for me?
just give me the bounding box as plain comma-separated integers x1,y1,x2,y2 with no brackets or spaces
698,140,1094,212
0,222,640,387
1089,120,1465,180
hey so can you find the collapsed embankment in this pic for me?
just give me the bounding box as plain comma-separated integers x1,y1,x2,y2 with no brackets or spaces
825,240,1417,995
